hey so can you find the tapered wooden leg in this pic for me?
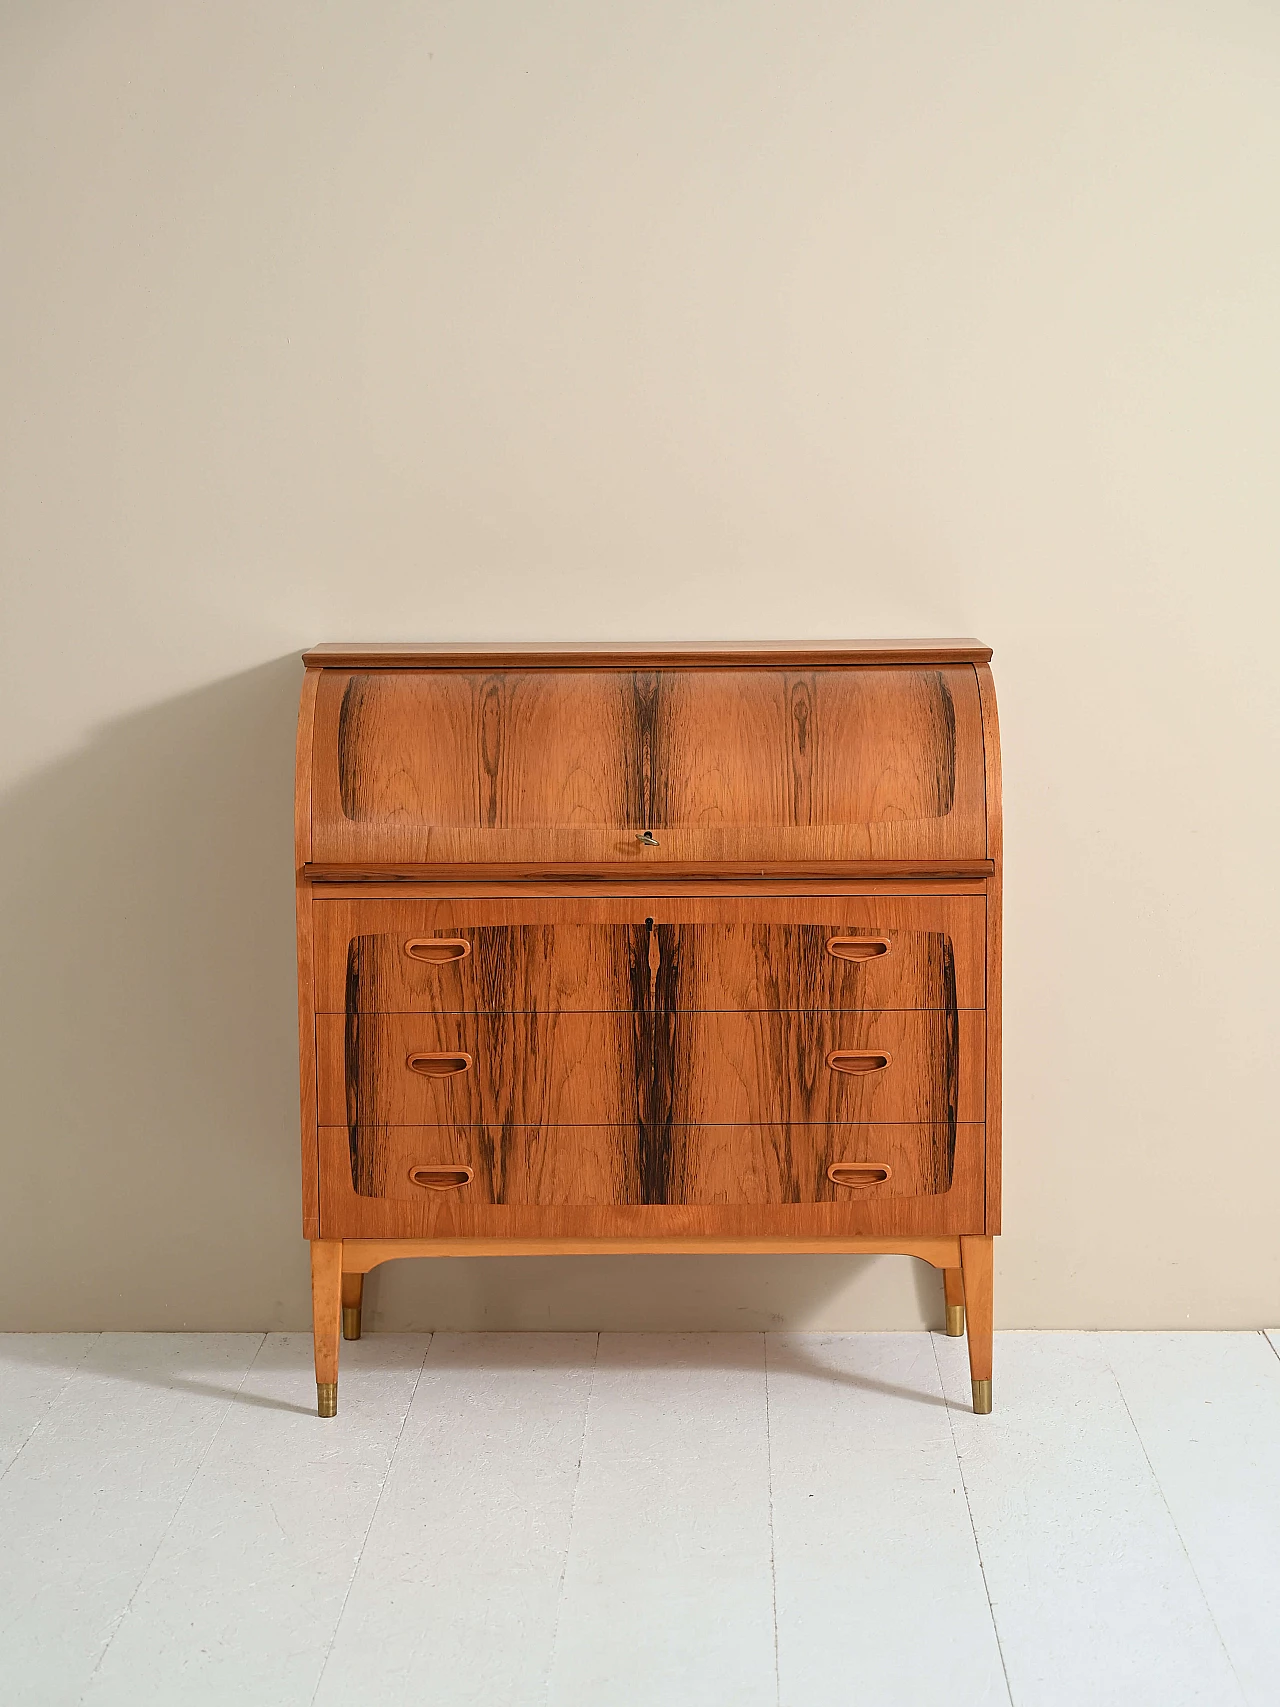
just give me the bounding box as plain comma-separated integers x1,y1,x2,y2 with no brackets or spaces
342,1271,364,1341
310,1239,342,1417
943,1267,966,1337
959,1236,993,1414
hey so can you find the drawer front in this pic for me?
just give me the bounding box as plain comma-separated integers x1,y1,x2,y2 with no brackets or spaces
321,1122,984,1209
310,665,987,864
314,896,986,1013
318,1010,983,1128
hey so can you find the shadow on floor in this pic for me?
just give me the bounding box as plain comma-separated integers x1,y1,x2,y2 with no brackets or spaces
1,1325,969,1413
414,1326,958,1408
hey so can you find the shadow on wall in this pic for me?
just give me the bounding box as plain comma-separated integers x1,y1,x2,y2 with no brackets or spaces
0,1324,956,1420
0,657,941,1332
366,1251,945,1337
0,658,305,1329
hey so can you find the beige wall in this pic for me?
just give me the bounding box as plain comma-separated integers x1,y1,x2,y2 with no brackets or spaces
3,1,1278,1331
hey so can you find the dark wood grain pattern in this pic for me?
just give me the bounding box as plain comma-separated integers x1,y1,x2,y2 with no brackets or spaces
316,1124,987,1237
312,896,986,1012
321,1123,977,1207
338,922,626,1017
671,1009,978,1125
317,1010,982,1137
310,666,987,865
664,919,969,1015
322,894,981,1207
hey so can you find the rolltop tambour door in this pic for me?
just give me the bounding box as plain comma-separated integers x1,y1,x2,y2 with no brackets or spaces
308,663,989,867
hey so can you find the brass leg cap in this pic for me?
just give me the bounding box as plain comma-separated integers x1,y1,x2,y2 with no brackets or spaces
342,1305,362,1341
972,1378,992,1415
945,1303,965,1337
317,1382,338,1418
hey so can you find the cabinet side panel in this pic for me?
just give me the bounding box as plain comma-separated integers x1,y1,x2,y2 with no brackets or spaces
295,667,319,868
295,668,321,1235
975,663,1002,1234
297,880,319,1237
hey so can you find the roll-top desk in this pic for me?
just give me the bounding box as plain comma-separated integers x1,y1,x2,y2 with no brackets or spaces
296,641,1001,1416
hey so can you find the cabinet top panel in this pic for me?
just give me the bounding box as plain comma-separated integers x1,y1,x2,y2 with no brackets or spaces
302,639,993,669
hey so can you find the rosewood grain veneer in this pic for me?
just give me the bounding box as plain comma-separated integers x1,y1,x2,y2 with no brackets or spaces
296,641,1001,1416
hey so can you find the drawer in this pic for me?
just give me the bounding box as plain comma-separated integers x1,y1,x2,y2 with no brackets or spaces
318,1009,984,1128
321,1122,983,1206
309,665,988,864
314,896,986,1013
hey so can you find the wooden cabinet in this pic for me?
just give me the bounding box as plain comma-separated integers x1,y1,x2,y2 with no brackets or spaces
296,641,1001,1416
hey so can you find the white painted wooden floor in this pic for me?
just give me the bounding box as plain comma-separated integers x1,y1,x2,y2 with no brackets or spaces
3,1331,1279,1706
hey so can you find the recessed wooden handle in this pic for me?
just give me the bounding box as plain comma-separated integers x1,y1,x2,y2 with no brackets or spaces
404,938,471,964
406,1052,473,1077
826,1050,891,1074
826,937,891,962
408,1165,474,1191
827,1163,893,1189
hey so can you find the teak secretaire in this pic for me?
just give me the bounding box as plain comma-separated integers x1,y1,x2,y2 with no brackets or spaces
295,641,1001,1415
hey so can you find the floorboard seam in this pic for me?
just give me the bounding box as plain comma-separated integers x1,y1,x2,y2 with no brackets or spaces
77,1331,267,1701
1102,1342,1249,1704
0,1332,102,1488
931,1332,1015,1707
307,1332,434,1707
763,1333,781,1707
544,1331,600,1706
